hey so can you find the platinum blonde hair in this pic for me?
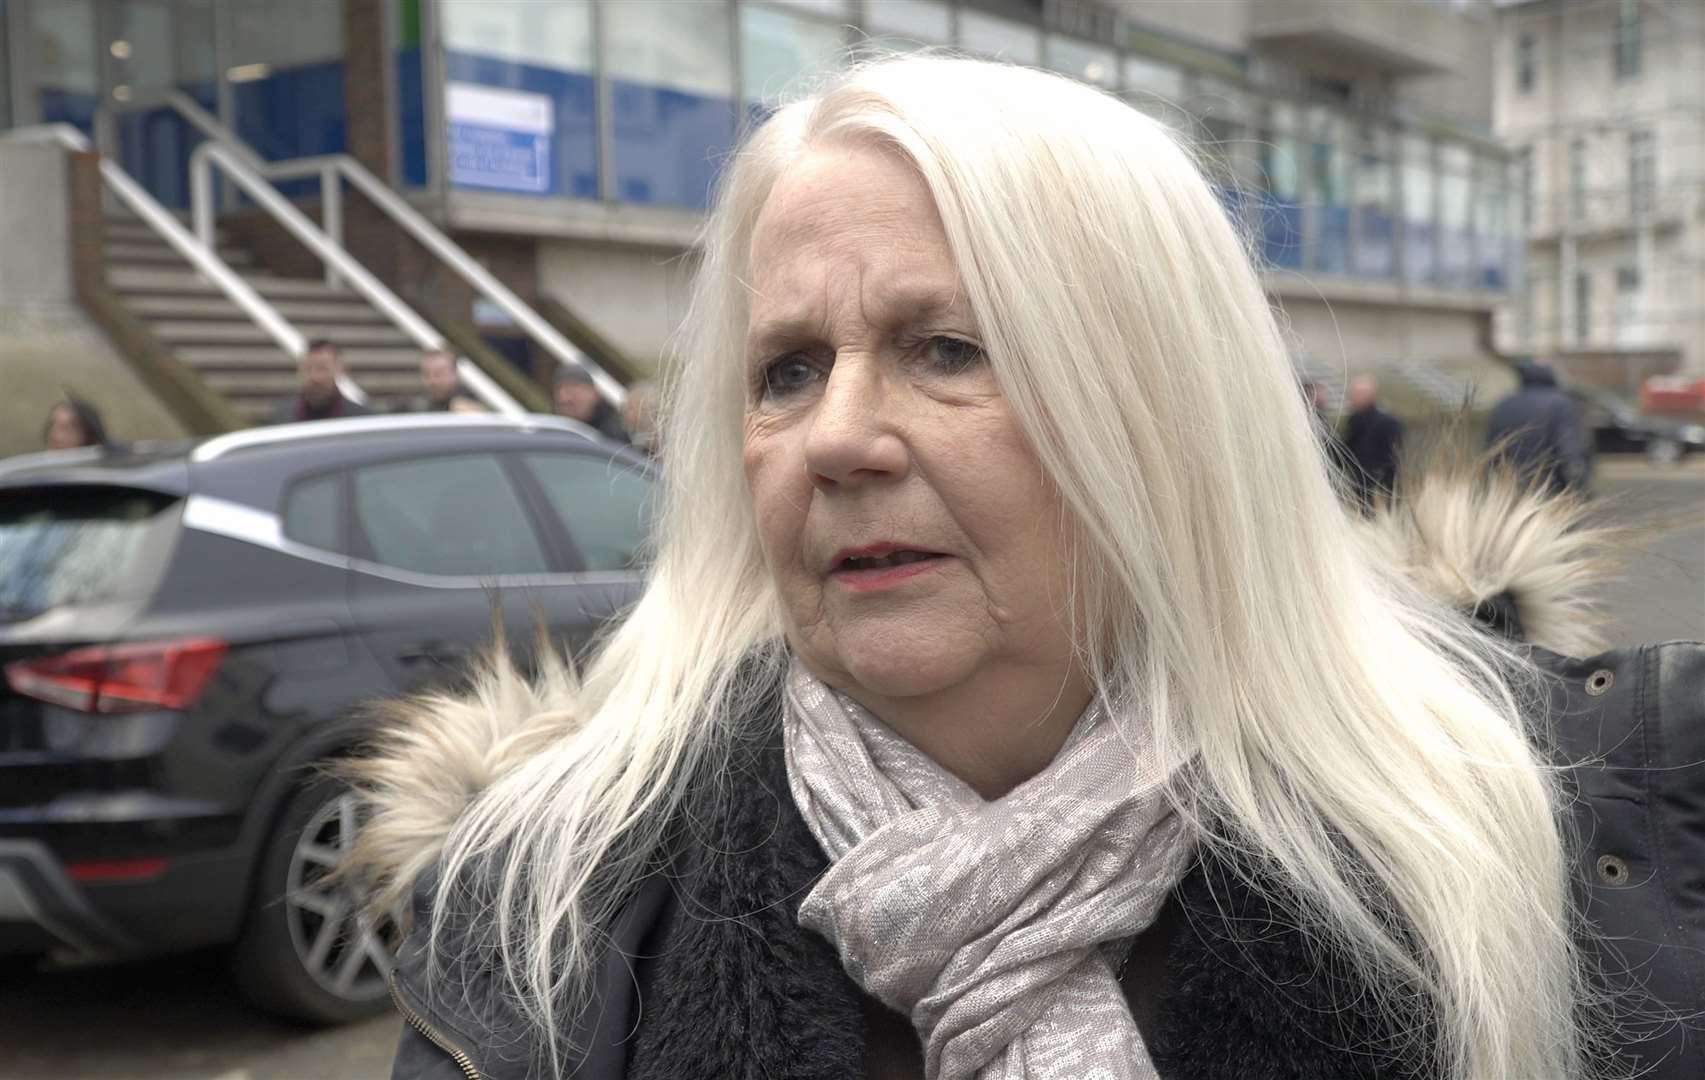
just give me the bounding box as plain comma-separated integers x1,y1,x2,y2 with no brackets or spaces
424,55,1585,1078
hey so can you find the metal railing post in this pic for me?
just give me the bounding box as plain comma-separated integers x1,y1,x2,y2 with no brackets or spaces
191,153,217,253
321,162,343,290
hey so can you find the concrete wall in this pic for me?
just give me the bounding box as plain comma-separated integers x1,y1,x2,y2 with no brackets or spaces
0,142,72,307
535,239,699,376
0,305,192,458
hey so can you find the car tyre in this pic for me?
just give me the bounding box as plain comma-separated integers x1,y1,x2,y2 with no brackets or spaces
1647,437,1683,466
230,776,399,1024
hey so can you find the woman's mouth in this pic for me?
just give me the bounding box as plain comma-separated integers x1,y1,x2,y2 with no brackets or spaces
829,548,949,592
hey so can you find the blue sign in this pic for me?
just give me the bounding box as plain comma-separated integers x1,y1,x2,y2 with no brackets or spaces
446,83,554,195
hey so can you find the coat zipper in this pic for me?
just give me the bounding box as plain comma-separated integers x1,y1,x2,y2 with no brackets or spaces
389,970,484,1080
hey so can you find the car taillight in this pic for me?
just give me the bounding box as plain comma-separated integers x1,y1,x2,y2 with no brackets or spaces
3,638,228,714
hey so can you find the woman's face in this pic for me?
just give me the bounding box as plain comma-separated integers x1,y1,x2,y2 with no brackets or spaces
45,405,88,449
742,143,1080,710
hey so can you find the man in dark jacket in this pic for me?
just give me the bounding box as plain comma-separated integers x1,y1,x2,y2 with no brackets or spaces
271,339,372,424
554,364,629,443
1339,375,1404,511
1485,359,1591,494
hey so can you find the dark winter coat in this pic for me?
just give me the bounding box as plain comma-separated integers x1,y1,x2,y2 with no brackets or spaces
374,468,1705,1080
1339,405,1405,510
270,392,372,425
385,639,1705,1080
1485,363,1591,494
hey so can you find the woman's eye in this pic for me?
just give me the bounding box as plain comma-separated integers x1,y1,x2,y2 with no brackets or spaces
760,356,819,399
927,336,985,374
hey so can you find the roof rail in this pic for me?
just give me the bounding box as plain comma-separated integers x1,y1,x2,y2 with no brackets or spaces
190,413,602,462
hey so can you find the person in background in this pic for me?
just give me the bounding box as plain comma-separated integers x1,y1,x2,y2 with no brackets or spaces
1339,374,1404,511
411,348,467,413
42,397,109,449
272,340,370,424
554,364,629,443
623,380,659,456
1485,358,1591,495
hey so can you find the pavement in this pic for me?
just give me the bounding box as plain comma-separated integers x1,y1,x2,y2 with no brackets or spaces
0,459,1699,1080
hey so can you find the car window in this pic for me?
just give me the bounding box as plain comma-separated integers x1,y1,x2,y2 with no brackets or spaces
283,474,343,553
520,452,654,571
351,454,548,577
0,486,180,622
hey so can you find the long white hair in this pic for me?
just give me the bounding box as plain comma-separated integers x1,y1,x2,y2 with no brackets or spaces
423,55,1585,1078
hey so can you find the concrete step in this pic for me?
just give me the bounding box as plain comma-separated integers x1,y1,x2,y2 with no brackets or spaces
148,320,414,347
102,219,232,247
227,390,417,424
121,295,391,322
109,267,351,299
202,370,423,397
177,345,425,371
105,240,255,267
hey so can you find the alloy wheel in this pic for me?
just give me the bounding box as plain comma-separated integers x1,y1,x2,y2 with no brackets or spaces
283,793,399,1001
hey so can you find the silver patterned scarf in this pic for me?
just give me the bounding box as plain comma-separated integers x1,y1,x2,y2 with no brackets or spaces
783,660,1195,1080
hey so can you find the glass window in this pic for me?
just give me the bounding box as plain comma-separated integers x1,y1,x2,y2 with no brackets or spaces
1044,35,1115,88
1401,133,1435,285
283,474,343,553
1354,126,1396,279
23,0,98,132
1574,269,1591,342
1258,103,1305,270
520,453,654,571
957,10,1040,65
1568,137,1585,219
439,1,598,199
1437,143,1472,288
603,0,737,209
1123,55,1184,100
352,454,548,577
224,0,344,166
1185,76,1256,190
742,5,846,108
1614,0,1640,80
0,488,178,622
1516,33,1536,93
1517,145,1533,228
108,0,217,208
1474,153,1507,289
1629,130,1655,216
1615,261,1640,337
1309,108,1350,275
764,0,850,16
864,0,950,44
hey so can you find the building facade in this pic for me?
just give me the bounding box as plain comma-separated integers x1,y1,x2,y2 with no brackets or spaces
2,0,1521,412
1494,0,1705,392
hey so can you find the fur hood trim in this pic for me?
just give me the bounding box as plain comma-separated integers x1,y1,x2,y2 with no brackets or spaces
1357,445,1624,659
345,457,1627,907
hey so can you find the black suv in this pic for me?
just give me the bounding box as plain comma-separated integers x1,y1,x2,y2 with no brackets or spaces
0,415,652,1022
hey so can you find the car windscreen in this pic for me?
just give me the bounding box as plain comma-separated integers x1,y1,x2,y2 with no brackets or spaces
0,485,181,623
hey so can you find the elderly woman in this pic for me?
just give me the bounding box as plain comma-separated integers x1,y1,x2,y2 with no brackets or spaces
352,57,1699,1080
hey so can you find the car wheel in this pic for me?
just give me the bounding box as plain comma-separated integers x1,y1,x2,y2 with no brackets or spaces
1648,437,1683,466
230,776,400,1024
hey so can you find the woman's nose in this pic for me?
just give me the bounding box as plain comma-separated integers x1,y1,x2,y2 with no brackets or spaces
803,358,908,491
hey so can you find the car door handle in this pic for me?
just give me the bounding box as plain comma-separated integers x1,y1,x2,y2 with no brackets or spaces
397,641,470,667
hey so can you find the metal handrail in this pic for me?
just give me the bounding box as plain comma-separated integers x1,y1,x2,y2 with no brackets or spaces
2,123,306,363
100,91,524,418
188,141,524,418
259,154,627,409
121,90,621,409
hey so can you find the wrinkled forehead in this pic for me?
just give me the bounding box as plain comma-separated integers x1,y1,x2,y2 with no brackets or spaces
743,144,968,338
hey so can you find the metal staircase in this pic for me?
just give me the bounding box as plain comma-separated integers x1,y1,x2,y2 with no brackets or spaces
103,213,423,422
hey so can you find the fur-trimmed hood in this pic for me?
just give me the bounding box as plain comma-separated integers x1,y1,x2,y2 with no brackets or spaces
345,454,1625,911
